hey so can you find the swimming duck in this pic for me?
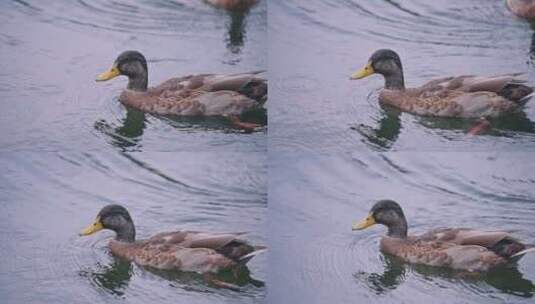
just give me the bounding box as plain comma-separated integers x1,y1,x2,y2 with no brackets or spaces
353,200,535,272
80,205,266,274
507,0,535,19
205,0,257,11
350,49,533,119
96,51,267,131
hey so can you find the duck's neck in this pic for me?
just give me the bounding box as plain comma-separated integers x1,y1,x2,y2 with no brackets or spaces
387,219,408,239
383,70,405,90
115,224,136,243
127,73,148,92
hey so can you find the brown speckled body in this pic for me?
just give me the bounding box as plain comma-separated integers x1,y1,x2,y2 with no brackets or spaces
379,75,524,118
379,228,524,272
119,72,265,116
108,231,259,273
507,0,535,19
355,200,531,273
81,205,265,275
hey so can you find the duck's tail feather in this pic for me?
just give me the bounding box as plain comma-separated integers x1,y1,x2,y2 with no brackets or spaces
499,83,534,103
238,246,267,265
518,90,535,104
510,245,535,262
238,78,267,104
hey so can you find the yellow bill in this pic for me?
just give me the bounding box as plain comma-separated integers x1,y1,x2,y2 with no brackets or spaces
80,216,104,236
352,213,376,230
96,65,120,82
350,62,375,80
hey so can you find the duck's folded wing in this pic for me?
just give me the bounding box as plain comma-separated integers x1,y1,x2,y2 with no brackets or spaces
152,72,267,103
146,231,242,247
455,230,513,247
425,228,526,258
421,74,525,93
426,228,511,247
187,232,244,249
460,75,525,93
186,232,259,261
200,71,265,92
134,240,234,272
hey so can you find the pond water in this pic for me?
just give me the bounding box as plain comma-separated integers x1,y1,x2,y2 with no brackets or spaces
0,151,267,303
0,0,267,303
270,0,535,153
269,1,535,304
269,152,535,304
2,0,535,303
0,0,267,153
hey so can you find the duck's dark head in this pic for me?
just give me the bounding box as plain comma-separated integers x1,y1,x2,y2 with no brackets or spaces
352,200,408,238
80,204,136,242
96,50,148,91
350,49,405,90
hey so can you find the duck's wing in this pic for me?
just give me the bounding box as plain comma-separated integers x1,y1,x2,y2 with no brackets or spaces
424,228,508,245
152,71,267,103
128,88,257,116
391,81,517,118
130,239,234,273
185,231,262,262
200,71,265,91
199,71,267,104
381,236,505,271
147,231,261,262
420,228,526,258
380,88,512,118
420,74,532,103
420,74,517,92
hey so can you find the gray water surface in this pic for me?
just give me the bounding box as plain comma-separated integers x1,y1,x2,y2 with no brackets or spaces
268,4,535,301
0,151,267,304
270,0,535,152
269,152,535,304
0,1,267,303
0,0,267,153
2,1,535,304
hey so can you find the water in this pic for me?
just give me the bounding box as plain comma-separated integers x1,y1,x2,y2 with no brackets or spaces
269,152,535,304
0,151,267,303
268,1,535,303
270,0,535,152
3,1,535,303
0,0,267,152
0,0,267,303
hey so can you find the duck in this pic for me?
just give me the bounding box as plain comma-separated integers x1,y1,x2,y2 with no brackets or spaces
507,0,535,19
350,49,533,120
80,204,266,274
205,0,258,11
96,50,267,131
352,200,535,272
